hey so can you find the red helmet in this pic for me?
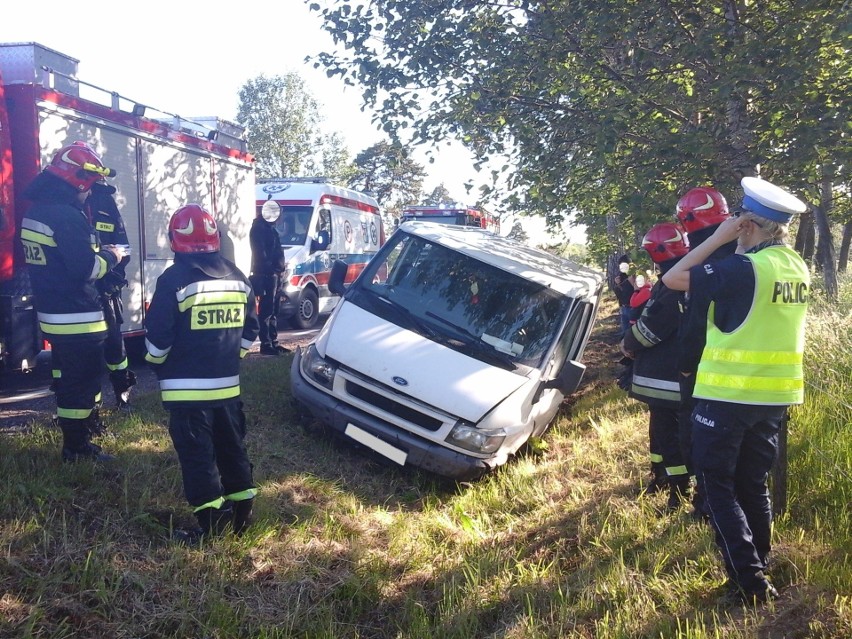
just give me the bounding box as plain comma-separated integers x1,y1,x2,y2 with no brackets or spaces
675,187,729,233
45,142,116,192
168,204,220,253
642,222,689,263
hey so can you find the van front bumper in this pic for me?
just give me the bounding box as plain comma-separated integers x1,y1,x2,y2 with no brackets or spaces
290,350,490,481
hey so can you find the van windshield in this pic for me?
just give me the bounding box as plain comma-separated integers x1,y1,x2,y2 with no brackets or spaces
274,206,314,247
352,232,571,369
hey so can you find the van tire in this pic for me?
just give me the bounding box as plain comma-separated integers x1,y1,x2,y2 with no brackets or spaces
294,289,319,329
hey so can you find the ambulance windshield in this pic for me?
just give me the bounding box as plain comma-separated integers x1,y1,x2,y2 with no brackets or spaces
274,206,313,246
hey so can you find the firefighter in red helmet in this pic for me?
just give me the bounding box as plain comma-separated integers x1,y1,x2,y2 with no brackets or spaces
145,204,259,543
621,222,691,511
19,142,126,462
674,186,737,520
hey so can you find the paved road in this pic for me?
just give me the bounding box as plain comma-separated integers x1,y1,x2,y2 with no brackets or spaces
0,325,321,432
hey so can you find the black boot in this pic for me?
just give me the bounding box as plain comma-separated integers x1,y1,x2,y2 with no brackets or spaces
85,408,108,438
667,475,692,512
231,498,254,536
173,504,233,545
110,369,137,410
59,417,115,463
640,462,669,496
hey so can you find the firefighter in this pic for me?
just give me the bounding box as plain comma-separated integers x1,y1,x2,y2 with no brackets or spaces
621,222,691,510
250,201,288,355
663,177,809,605
145,204,260,542
674,186,737,519
86,180,137,411
19,142,127,462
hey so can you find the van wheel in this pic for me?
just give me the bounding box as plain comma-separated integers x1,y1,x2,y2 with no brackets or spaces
295,289,319,329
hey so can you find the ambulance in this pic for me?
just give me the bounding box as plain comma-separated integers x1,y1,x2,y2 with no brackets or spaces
255,178,384,329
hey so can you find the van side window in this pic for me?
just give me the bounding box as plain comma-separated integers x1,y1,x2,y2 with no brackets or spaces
550,301,593,372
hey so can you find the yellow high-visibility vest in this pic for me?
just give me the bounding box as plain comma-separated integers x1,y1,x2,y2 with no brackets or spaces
694,245,809,405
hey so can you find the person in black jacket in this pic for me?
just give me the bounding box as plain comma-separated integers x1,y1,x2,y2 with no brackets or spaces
145,204,260,543
87,181,137,411
19,142,126,462
611,254,636,338
621,222,691,511
674,187,737,519
250,201,288,355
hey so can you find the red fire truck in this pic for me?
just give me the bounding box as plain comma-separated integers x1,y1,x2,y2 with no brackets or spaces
0,42,255,374
400,206,501,234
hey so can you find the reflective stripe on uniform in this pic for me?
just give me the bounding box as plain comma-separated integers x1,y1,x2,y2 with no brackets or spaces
225,488,258,502
665,465,689,476
20,227,58,247
107,357,129,372
159,375,241,403
176,280,251,312
145,338,171,364
631,374,680,402
38,311,107,335
57,406,94,419
90,255,109,280
193,496,227,513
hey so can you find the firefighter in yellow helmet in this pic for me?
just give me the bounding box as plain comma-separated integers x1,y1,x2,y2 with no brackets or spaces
663,177,809,605
145,204,260,543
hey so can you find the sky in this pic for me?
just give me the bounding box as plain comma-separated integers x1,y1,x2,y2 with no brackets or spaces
0,0,583,244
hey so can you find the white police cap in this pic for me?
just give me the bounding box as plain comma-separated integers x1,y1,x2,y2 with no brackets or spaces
741,177,807,223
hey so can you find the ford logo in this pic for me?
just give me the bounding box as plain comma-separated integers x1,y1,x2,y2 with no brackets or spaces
392,376,409,387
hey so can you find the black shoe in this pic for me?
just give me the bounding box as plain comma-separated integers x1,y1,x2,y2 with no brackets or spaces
62,443,116,463
273,344,290,353
259,345,281,356
172,527,206,546
720,579,779,606
639,474,668,497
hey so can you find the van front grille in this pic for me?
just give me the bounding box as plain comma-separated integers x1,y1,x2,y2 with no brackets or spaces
344,381,443,431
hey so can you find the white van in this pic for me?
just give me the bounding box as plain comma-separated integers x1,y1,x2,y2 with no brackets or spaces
291,221,603,480
255,178,384,328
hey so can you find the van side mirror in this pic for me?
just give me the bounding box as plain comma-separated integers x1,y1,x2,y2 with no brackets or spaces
310,229,330,253
543,359,586,395
329,260,348,296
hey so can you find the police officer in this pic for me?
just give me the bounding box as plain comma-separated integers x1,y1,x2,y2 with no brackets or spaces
145,204,260,542
250,200,287,356
622,223,690,510
674,187,737,518
663,177,809,604
87,180,137,410
19,142,126,462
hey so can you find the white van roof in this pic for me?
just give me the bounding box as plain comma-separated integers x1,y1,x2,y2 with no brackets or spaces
400,221,603,299
256,179,380,212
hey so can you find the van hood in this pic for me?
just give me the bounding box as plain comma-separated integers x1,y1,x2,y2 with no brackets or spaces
321,302,530,422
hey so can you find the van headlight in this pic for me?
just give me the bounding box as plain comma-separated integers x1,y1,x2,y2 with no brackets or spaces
446,420,506,454
301,344,337,390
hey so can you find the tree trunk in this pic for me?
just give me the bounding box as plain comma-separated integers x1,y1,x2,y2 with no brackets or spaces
813,173,838,298
839,222,852,274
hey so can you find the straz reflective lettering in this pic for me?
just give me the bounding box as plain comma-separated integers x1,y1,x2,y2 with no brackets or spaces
191,304,243,329
771,281,808,304
22,241,46,265
95,221,115,232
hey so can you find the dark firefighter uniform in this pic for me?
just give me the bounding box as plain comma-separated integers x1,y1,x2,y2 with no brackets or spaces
87,181,137,408
145,239,260,539
20,172,119,460
624,279,689,506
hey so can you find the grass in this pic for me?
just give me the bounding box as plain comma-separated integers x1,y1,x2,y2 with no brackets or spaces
1,281,852,638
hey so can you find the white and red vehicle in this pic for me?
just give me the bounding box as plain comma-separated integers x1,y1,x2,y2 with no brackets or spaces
0,42,255,373
400,206,501,234
255,178,384,329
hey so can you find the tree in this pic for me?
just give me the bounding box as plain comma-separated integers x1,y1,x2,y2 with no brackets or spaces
348,141,426,220
311,0,849,288
506,220,529,245
423,183,454,206
236,73,351,182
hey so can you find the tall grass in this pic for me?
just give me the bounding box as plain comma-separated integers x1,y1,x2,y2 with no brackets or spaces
0,284,851,638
